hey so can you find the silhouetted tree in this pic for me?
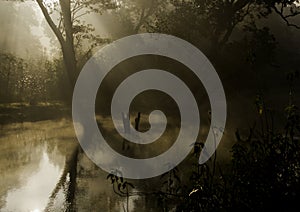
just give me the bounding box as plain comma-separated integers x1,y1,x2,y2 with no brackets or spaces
35,0,116,88
150,0,300,54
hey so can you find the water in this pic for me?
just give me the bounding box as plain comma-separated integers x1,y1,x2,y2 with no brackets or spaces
3,152,62,211
0,119,75,211
0,119,160,212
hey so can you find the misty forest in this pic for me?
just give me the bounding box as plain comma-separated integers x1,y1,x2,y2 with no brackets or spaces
1,0,300,211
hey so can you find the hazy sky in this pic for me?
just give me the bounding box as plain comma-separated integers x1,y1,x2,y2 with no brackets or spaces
0,1,44,57
0,0,111,58
1,0,300,60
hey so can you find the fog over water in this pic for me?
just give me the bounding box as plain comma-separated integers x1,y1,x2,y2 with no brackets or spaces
1,0,300,211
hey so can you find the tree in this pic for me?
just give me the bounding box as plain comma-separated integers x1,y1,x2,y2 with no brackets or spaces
35,0,116,88
150,0,300,54
113,0,167,35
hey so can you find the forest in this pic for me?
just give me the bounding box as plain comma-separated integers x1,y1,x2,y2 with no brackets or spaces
0,0,300,211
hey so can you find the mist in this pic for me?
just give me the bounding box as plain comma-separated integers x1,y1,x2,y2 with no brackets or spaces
1,0,300,211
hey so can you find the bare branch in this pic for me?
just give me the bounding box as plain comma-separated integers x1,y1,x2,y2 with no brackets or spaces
71,2,85,21
273,4,300,29
73,11,89,21
285,11,300,18
219,1,253,46
233,0,251,12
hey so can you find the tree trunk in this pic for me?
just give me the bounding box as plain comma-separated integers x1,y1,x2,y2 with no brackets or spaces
61,43,77,88
36,0,78,89
60,0,78,88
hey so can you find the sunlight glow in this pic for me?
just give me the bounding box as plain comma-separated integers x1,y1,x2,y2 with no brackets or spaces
43,0,58,4
294,0,300,6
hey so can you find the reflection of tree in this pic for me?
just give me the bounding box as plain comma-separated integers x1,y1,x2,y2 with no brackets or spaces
46,145,79,211
72,151,129,211
0,120,77,209
0,126,44,207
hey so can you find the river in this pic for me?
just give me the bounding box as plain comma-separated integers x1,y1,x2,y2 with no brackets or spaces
0,119,159,212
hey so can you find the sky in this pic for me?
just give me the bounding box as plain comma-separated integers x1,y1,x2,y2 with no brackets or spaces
0,0,110,58
0,1,44,57
1,0,300,61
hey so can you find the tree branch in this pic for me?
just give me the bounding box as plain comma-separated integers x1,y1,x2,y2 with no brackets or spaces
273,4,300,29
71,2,85,21
133,0,156,33
36,0,65,46
233,0,251,12
73,11,89,21
219,1,252,46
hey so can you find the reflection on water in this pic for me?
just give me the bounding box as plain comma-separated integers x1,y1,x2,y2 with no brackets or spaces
0,119,76,211
0,118,164,212
3,151,62,212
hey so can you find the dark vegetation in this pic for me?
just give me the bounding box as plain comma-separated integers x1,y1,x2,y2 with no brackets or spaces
106,87,300,211
0,102,70,124
1,0,300,211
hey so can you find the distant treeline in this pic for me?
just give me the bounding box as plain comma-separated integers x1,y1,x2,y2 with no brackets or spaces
0,52,70,104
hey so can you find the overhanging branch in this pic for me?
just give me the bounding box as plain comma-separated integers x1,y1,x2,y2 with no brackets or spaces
36,0,65,46
273,4,300,29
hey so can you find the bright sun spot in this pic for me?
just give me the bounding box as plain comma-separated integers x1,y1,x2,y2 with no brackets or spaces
294,1,300,6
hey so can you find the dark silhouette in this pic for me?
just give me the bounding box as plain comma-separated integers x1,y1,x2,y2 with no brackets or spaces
134,112,141,131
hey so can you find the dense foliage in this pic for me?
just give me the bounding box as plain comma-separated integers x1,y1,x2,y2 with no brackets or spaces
107,95,300,211
0,52,66,103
